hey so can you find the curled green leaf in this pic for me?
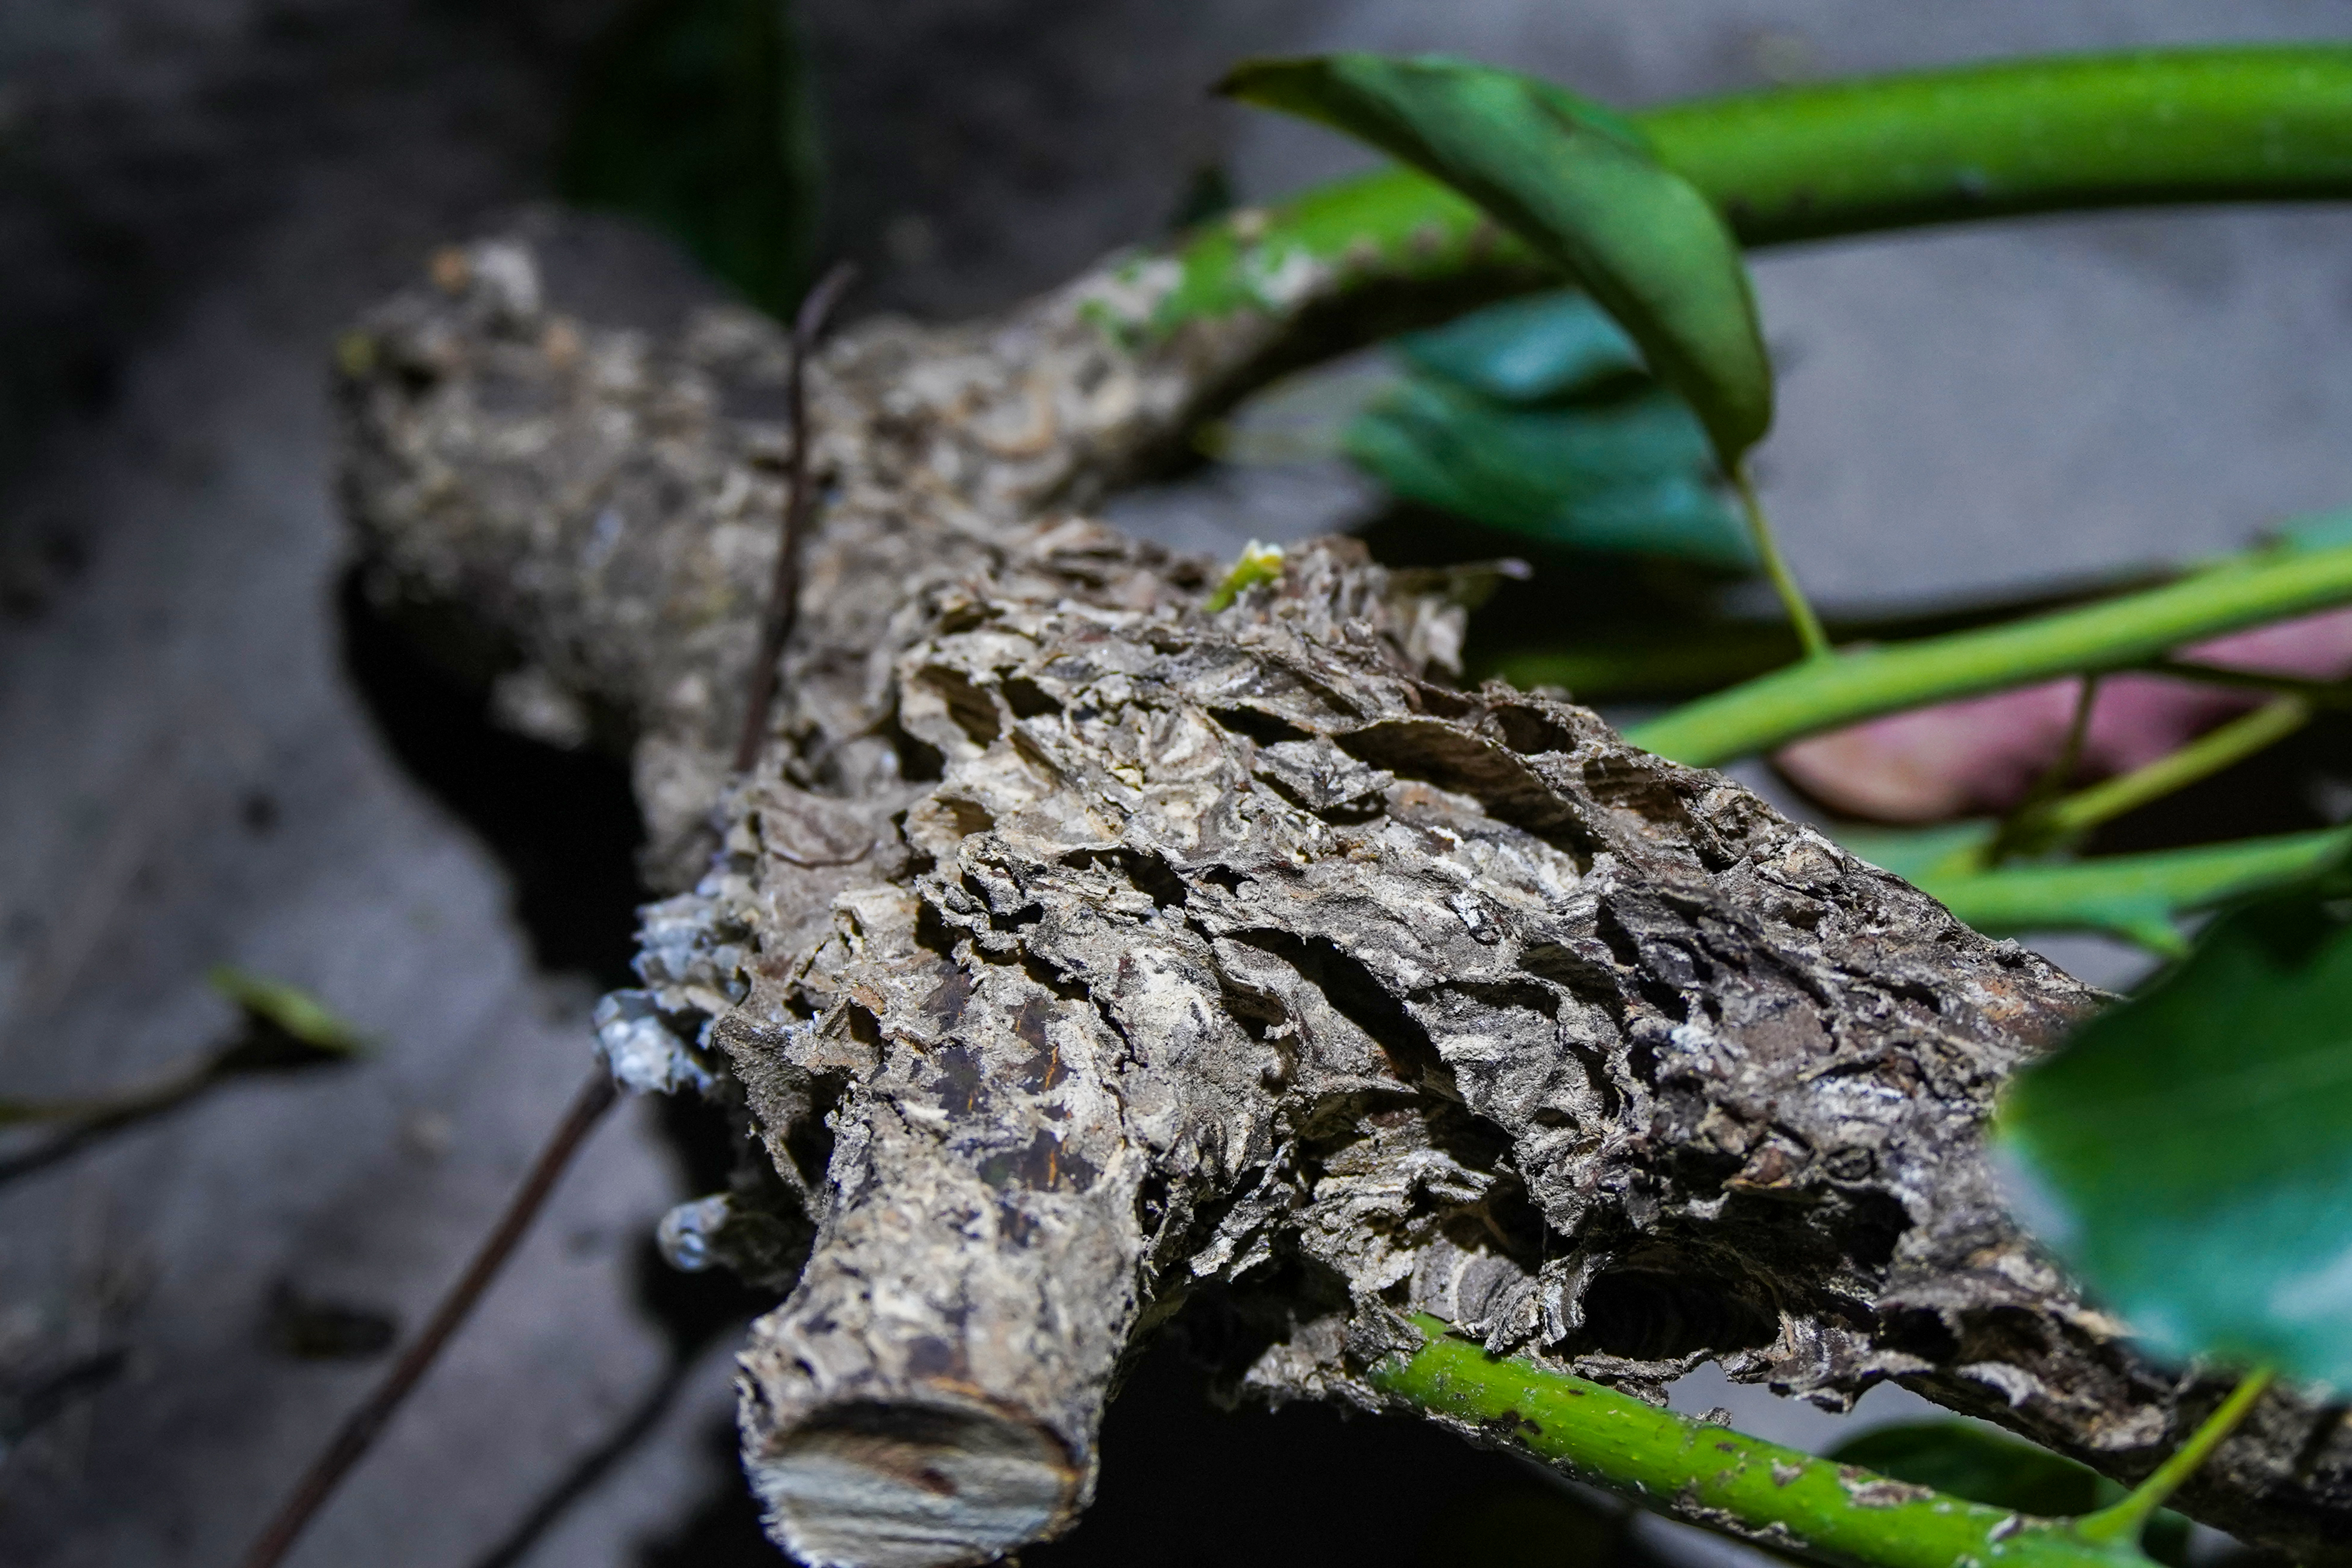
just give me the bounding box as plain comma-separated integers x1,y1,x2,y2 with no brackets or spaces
560,0,824,318
1343,378,1752,568
1219,53,1772,467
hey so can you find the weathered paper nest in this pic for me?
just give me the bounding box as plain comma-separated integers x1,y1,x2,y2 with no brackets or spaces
338,228,2352,1566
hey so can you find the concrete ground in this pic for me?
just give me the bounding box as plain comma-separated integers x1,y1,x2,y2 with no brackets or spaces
1,3,2345,1565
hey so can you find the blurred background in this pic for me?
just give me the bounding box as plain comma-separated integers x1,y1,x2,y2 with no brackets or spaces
2,3,2348,1565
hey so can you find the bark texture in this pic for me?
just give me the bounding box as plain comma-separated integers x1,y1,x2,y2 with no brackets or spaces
338,232,2352,1566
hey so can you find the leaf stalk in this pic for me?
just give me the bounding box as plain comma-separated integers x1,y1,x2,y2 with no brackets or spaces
1734,466,1828,663
2075,1369,2274,1545
1999,697,2311,859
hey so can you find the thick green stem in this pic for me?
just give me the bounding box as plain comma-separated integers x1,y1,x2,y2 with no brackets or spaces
2075,1370,2274,1546
1736,467,1829,662
1144,48,2352,339
1371,1316,2151,1568
1625,543,2352,766
1644,49,2352,245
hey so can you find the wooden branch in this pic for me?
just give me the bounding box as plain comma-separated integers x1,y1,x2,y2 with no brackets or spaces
333,227,2352,1567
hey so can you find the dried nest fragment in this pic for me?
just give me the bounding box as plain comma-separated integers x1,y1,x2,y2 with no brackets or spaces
338,225,2352,1566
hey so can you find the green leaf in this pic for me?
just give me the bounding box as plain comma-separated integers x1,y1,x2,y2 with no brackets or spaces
1219,54,1773,467
1999,888,2352,1386
0,971,363,1134
1343,377,1753,568
1828,1424,2190,1563
1842,825,2352,956
1391,288,1643,403
560,0,823,319
2271,504,2352,555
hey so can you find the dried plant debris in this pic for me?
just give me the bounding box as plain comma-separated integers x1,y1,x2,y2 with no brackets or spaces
338,232,2352,1566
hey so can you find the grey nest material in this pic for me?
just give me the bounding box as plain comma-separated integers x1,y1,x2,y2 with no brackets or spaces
338,229,2352,1567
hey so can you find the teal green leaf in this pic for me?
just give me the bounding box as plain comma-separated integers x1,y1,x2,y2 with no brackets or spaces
2271,503,2352,555
1391,289,1643,403
1842,825,2352,956
1828,1424,2189,1562
1999,887,2352,1386
1219,53,1773,467
560,0,823,319
1343,376,1753,568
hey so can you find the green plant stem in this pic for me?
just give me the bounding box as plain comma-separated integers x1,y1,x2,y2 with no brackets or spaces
1907,826,2352,957
1479,567,2174,700
1370,1316,2152,1568
2139,658,2352,709
1643,49,2352,244
1142,48,2352,339
2010,698,2311,853
1989,677,2100,865
2075,1369,2275,1545
1203,540,1289,612
1625,543,2352,766
1735,467,1828,662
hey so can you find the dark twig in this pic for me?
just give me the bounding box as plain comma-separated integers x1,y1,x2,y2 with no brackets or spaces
0,1068,207,1186
238,1069,620,1568
732,261,860,776
2,980,362,1189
